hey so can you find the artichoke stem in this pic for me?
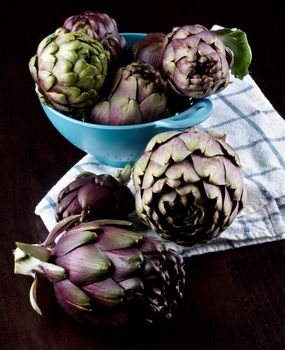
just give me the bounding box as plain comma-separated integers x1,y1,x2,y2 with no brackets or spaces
115,163,132,185
14,247,66,280
14,247,66,316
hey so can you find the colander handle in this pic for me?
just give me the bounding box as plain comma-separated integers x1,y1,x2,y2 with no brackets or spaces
154,98,213,130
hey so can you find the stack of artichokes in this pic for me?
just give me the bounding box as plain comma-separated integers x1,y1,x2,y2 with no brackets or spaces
29,10,251,124
15,10,249,329
14,127,246,327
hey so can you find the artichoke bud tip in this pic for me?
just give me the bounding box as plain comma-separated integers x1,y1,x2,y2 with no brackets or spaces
75,171,95,179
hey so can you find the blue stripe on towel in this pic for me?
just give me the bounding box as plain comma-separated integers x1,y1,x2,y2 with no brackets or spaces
220,95,285,169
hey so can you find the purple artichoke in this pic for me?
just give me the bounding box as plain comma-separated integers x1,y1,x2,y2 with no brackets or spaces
162,24,231,98
131,32,166,69
56,171,135,222
90,62,169,125
14,216,185,326
63,11,126,60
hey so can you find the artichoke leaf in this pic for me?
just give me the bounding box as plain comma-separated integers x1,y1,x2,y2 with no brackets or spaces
212,27,252,79
53,230,97,257
82,278,124,308
42,214,80,247
55,245,111,285
29,274,42,315
95,226,142,250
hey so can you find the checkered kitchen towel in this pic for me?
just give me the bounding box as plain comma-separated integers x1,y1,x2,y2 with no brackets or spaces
35,74,285,258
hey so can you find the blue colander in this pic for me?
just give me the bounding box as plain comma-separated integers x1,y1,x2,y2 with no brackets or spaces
41,33,213,167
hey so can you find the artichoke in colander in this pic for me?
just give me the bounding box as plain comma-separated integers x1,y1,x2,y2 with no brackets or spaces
162,24,251,98
162,24,231,98
63,10,126,61
132,127,247,246
90,62,170,125
29,27,110,114
14,216,185,326
131,32,166,69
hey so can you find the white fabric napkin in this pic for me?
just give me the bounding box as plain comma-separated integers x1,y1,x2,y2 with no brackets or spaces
35,74,285,258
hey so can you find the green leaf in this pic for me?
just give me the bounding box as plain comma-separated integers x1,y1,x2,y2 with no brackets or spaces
212,28,252,79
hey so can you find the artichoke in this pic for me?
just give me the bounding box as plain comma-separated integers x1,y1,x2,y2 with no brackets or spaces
14,216,185,326
56,171,135,222
90,62,169,125
132,32,166,69
132,127,246,246
63,11,126,61
29,27,110,114
162,24,231,98
162,24,252,98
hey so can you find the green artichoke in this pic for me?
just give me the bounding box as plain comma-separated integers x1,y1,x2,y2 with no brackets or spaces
90,62,169,125
63,11,126,61
56,171,135,222
14,216,185,326
132,127,246,246
29,27,110,114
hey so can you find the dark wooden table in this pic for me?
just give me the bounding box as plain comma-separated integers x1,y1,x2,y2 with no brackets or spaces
2,1,285,349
